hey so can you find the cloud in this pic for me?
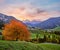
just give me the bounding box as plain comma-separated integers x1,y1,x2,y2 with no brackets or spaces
0,0,5,3
0,2,60,21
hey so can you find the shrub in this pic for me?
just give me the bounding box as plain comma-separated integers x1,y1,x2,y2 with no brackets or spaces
0,20,4,29
54,31,60,35
0,35,2,40
0,32,2,35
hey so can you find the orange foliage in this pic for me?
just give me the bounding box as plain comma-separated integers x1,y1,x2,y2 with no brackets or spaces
2,20,30,41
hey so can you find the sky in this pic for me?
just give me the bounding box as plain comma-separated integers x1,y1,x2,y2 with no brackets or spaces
0,0,60,21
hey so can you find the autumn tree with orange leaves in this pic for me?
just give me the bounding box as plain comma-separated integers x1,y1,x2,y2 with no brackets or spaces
2,20,30,41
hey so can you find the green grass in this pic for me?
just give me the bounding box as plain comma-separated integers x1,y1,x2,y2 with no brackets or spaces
30,29,48,39
31,33,36,39
38,43,60,50
0,40,60,50
31,33,44,39
53,26,60,31
0,29,2,32
0,40,42,50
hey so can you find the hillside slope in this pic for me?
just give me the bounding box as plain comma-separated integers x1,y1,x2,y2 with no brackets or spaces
0,40,60,50
36,17,60,29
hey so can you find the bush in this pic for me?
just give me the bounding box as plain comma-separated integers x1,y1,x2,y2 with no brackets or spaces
0,35,2,40
54,31,60,35
0,32,2,35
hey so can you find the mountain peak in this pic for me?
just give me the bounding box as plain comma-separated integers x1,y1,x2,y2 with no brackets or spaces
37,17,60,29
0,13,17,23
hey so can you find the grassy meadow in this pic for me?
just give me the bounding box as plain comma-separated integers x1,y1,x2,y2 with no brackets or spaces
0,29,60,50
0,40,60,50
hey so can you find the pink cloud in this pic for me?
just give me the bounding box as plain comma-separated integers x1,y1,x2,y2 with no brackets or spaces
0,0,5,3
0,4,60,21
